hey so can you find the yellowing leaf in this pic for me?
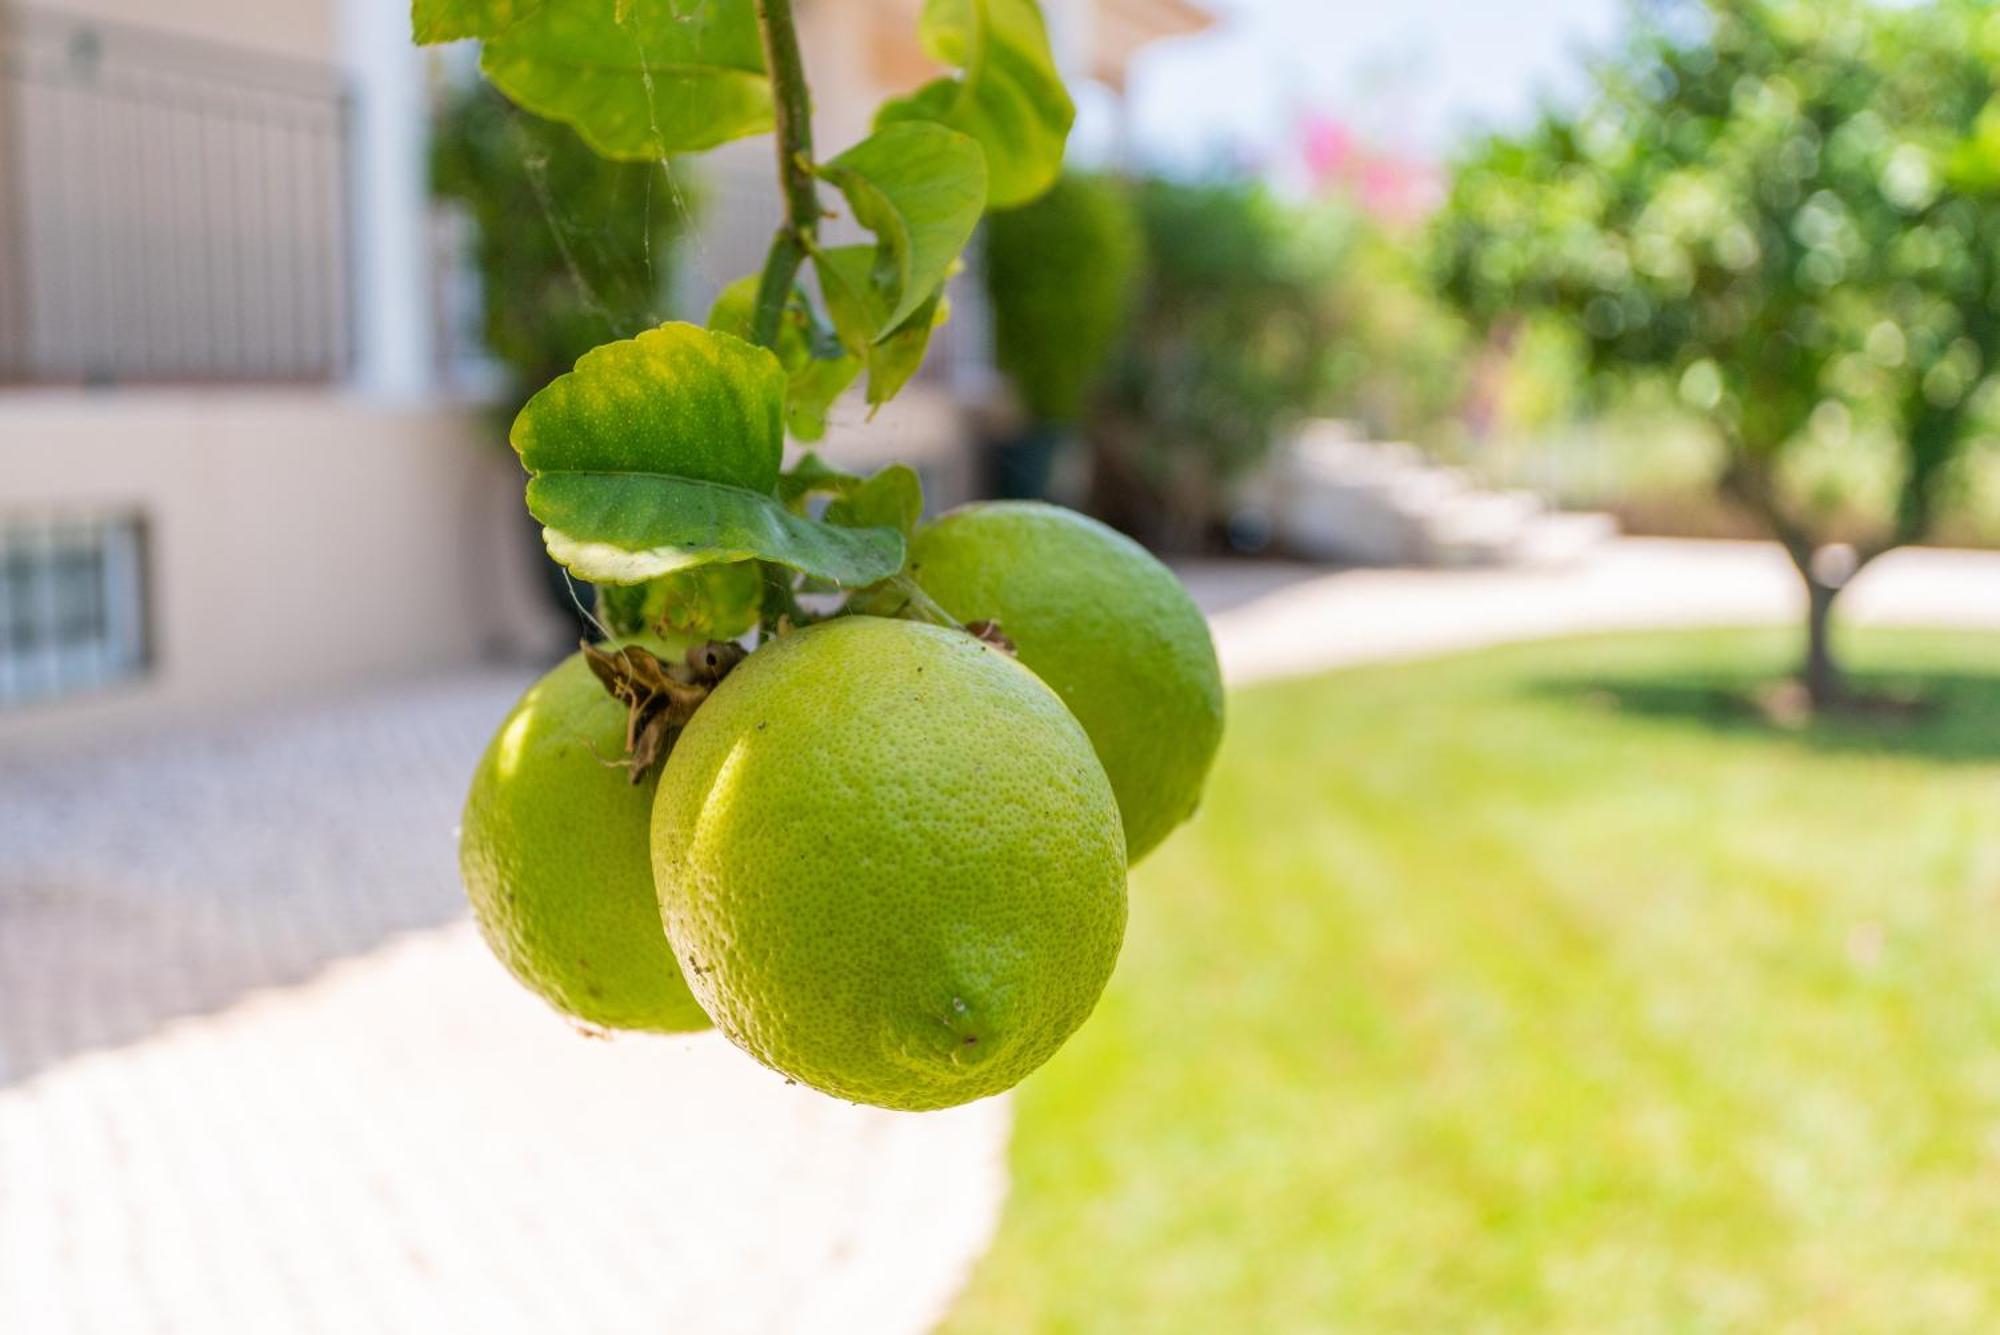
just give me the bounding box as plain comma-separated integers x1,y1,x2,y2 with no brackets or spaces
412,0,542,44
514,322,784,494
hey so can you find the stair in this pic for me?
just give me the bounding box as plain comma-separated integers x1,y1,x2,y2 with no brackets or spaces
1268,422,1617,568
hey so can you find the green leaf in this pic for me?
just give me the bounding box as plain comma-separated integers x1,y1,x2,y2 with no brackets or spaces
529,474,904,585
777,456,924,538
412,0,540,44
709,276,860,442
875,0,1074,209
480,0,772,159
705,274,776,343
826,464,924,537
784,351,862,441
817,245,896,353
815,246,953,410
817,123,988,337
596,582,653,638
867,289,952,408
777,452,863,508
597,561,764,639
514,322,903,586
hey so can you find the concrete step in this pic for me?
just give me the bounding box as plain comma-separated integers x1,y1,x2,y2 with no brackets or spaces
1418,491,1545,566
1269,425,1619,568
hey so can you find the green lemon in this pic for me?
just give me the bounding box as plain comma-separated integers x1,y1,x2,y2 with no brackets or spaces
651,616,1127,1111
460,643,710,1034
910,501,1224,862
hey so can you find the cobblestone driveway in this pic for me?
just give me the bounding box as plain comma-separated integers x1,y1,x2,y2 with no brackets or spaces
0,672,1008,1335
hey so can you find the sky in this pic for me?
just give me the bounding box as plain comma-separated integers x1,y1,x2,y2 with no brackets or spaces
1096,0,1629,173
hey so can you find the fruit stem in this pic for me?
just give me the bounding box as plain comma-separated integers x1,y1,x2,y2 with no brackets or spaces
749,0,820,350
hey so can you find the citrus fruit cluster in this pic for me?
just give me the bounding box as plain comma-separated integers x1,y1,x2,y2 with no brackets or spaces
459,502,1224,1111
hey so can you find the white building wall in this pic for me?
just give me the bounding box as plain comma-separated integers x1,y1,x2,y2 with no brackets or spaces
0,0,539,746
0,0,1148,740
0,391,555,750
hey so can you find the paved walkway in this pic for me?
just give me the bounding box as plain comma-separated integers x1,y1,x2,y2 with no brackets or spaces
0,674,1006,1335
1,537,1995,1334
1186,537,2000,684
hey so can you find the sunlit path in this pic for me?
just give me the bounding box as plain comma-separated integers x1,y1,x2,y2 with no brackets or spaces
1193,538,2000,686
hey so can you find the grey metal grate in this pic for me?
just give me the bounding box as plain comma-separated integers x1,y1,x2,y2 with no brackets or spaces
0,7,353,385
0,510,149,707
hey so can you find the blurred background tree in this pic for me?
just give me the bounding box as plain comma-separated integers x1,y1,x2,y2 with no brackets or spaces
982,173,1143,499
1301,200,1471,457
1434,0,2000,709
1084,175,1469,552
1087,178,1324,549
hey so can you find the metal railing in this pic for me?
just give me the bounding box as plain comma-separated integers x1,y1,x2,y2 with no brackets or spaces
0,7,352,385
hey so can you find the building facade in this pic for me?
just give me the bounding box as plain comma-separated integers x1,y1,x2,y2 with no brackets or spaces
0,0,1207,746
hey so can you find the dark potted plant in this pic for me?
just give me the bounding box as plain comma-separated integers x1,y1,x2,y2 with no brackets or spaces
981,172,1142,500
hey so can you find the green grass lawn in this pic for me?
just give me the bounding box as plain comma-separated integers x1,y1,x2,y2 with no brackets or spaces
944,628,2000,1334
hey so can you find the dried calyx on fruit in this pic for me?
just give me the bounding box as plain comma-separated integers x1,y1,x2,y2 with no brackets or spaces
581,639,746,783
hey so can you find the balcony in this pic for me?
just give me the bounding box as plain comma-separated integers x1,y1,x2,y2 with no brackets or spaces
0,6,352,386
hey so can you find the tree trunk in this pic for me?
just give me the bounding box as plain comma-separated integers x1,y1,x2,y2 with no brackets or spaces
1722,458,1885,714
1802,572,1844,712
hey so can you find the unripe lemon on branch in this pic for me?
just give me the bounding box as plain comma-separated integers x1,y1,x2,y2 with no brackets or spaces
910,502,1224,862
652,616,1127,1111
460,643,711,1035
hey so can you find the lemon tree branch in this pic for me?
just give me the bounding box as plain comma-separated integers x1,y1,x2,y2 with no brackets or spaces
748,0,821,350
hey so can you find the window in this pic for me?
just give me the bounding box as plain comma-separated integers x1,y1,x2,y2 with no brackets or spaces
0,512,150,707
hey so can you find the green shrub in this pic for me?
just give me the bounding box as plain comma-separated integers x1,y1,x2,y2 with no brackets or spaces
1087,178,1328,547
984,173,1142,426
1082,176,1471,548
